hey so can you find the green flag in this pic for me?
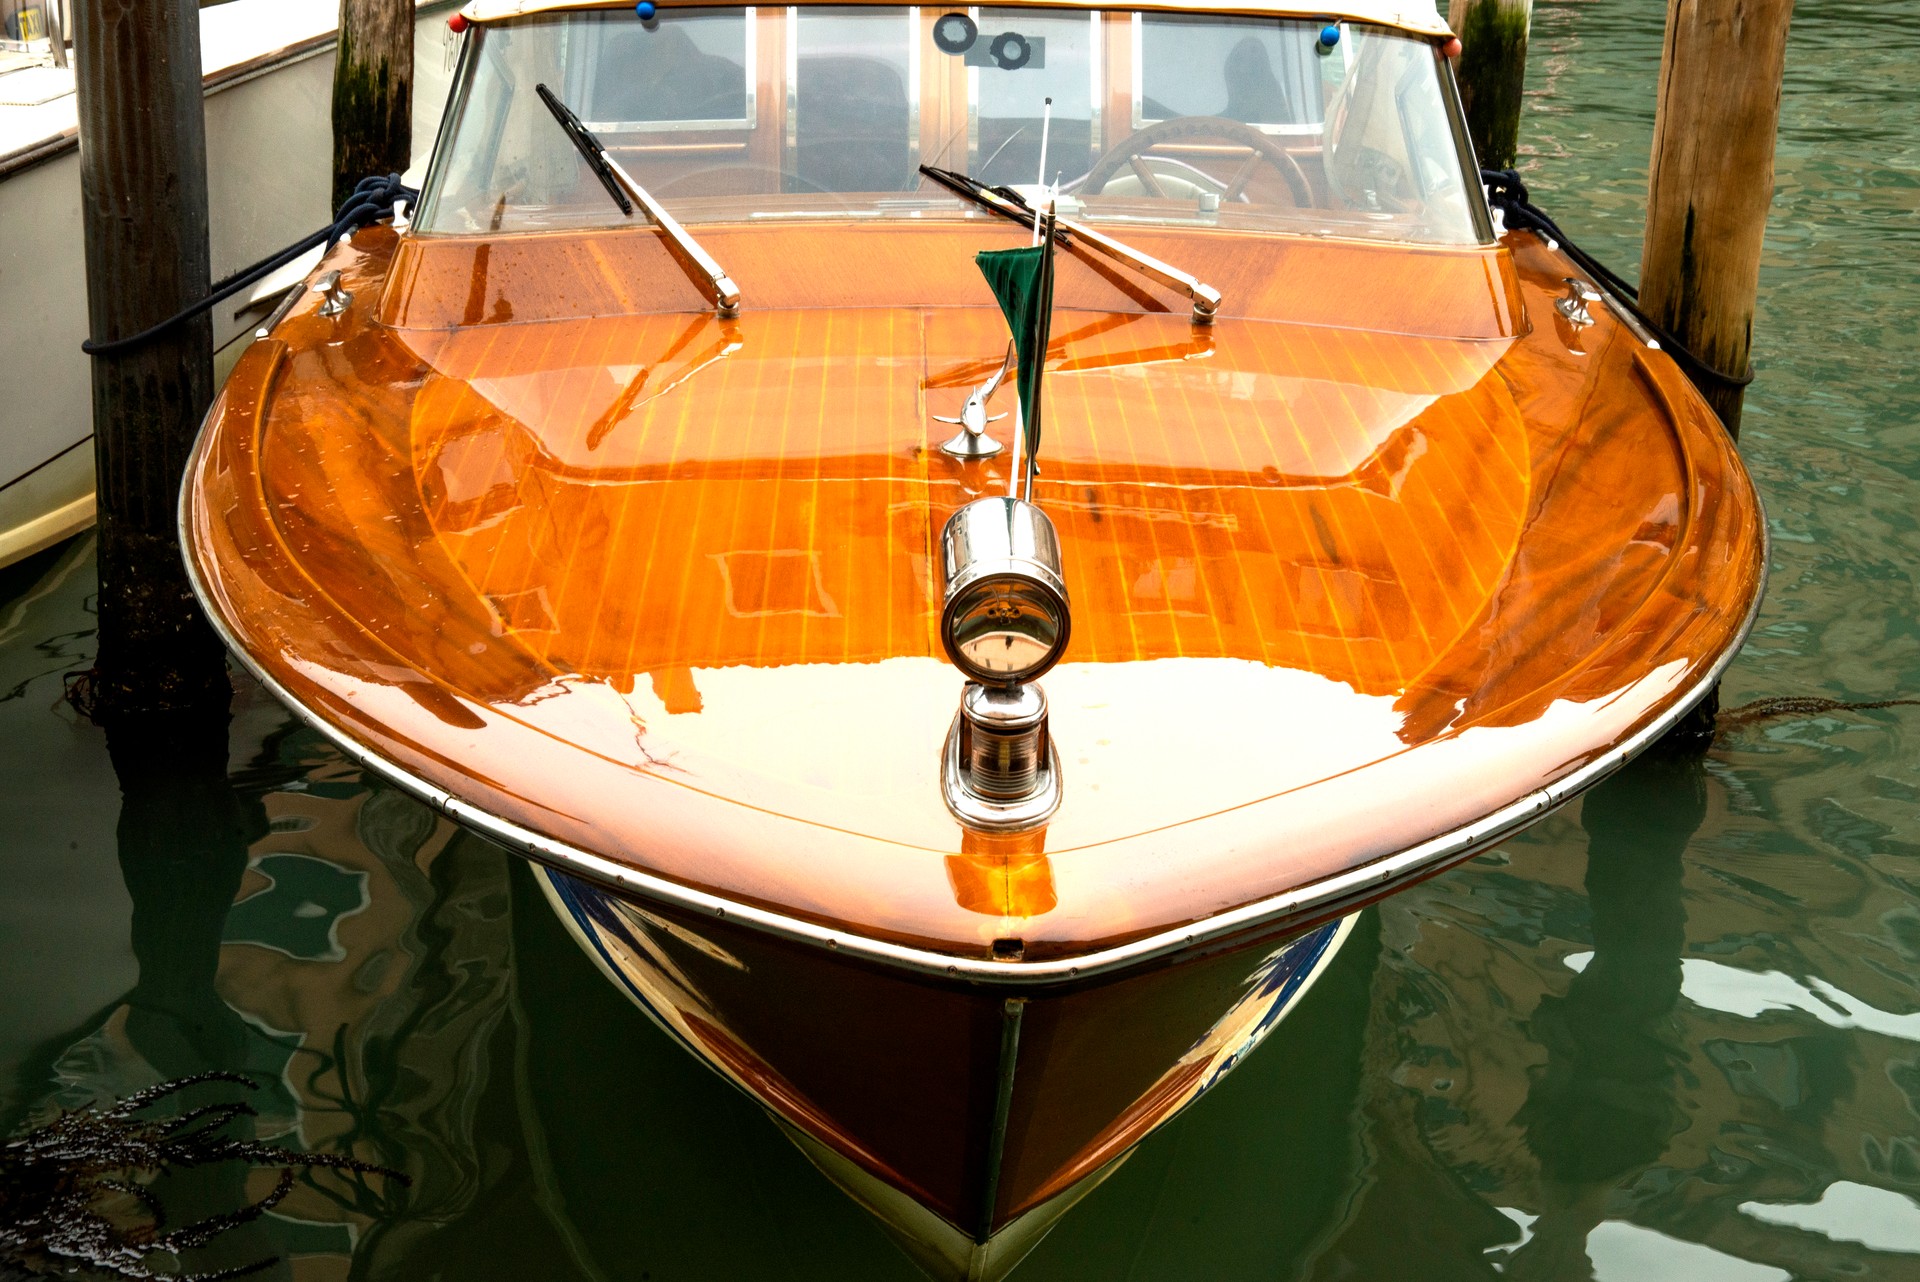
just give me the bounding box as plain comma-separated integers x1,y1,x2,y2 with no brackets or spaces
976,242,1055,461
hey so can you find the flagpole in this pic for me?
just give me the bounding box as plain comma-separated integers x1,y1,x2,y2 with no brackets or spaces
1022,199,1058,503
1007,388,1023,499
1022,99,1056,498
1031,97,1051,247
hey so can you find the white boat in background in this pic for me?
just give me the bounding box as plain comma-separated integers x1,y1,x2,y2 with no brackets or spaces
0,0,456,569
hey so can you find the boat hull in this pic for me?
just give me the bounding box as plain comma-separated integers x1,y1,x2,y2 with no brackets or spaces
537,866,1351,1279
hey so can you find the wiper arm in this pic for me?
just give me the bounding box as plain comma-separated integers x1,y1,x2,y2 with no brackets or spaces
919,165,1222,325
538,84,741,318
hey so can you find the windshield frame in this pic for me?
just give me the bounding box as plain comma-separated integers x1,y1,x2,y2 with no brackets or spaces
413,3,1496,248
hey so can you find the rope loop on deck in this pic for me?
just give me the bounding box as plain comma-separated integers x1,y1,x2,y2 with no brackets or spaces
81,173,418,358
1480,167,1755,397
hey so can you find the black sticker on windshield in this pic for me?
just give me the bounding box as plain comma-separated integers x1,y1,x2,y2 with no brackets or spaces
963,31,1044,70
932,12,977,54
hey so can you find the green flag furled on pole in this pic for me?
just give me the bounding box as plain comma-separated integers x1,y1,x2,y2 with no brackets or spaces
976,239,1055,463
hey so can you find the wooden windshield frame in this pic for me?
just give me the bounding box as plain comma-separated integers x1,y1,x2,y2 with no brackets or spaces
459,0,1453,38
417,2,1490,245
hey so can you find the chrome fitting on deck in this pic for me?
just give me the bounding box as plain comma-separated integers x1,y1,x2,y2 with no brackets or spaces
938,497,1070,829
945,683,1062,831
1555,277,1602,327
314,270,354,318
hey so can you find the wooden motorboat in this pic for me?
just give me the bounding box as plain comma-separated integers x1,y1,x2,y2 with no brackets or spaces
181,0,1765,1274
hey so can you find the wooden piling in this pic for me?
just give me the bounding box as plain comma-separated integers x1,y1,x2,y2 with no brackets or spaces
72,0,230,718
1640,0,1796,436
1448,0,1533,170
332,0,414,210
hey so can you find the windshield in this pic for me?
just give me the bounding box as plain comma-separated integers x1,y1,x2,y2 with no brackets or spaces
417,6,1485,245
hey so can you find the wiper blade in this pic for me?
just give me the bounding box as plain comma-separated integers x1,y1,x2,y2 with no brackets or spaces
918,164,1222,325
537,83,741,318
538,83,632,217
919,165,1062,243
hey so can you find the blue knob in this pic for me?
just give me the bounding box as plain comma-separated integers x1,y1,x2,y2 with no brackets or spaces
1318,23,1341,49
635,1,656,17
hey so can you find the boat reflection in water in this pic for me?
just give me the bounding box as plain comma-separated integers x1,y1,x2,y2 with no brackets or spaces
18,693,504,1277
179,0,1764,1272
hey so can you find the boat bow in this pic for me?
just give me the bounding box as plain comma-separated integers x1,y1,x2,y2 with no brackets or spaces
185,220,1760,972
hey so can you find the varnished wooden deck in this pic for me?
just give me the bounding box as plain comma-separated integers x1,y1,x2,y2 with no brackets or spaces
184,217,1764,961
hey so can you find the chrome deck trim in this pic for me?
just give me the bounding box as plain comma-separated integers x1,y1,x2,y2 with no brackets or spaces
178,377,1770,989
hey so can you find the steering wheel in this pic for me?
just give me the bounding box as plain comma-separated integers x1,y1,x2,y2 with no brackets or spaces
1082,116,1313,207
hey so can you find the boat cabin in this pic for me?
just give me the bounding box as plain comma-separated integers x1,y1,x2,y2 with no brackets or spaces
420,1,1479,247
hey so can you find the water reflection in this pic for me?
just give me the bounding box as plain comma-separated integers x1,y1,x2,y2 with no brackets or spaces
97,708,283,1278
106,710,258,1090
0,537,506,1273
23,704,472,1277
1510,751,1698,1277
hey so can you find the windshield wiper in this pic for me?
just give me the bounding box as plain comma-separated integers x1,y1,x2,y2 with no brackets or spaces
919,165,1222,325
920,165,1060,242
538,84,741,318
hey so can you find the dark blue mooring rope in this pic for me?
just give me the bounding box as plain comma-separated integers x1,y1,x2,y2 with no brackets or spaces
81,173,417,357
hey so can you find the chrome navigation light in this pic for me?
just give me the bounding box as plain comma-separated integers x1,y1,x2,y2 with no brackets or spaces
940,496,1069,830
944,682,1062,831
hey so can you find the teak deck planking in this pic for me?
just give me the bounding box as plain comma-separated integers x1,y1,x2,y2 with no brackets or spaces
185,216,1764,962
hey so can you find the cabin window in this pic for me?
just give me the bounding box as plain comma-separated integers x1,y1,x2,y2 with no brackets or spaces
576,9,755,131
790,7,919,194
1133,14,1325,132
415,6,1487,246
971,9,1100,190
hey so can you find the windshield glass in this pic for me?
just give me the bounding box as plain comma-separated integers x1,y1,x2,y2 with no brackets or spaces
417,6,1484,245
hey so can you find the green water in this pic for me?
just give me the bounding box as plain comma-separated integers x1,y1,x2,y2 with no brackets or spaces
5,2,1920,1276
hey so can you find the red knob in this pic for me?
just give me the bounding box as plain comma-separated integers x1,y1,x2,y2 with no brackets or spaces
448,12,469,33
1442,36,1462,58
